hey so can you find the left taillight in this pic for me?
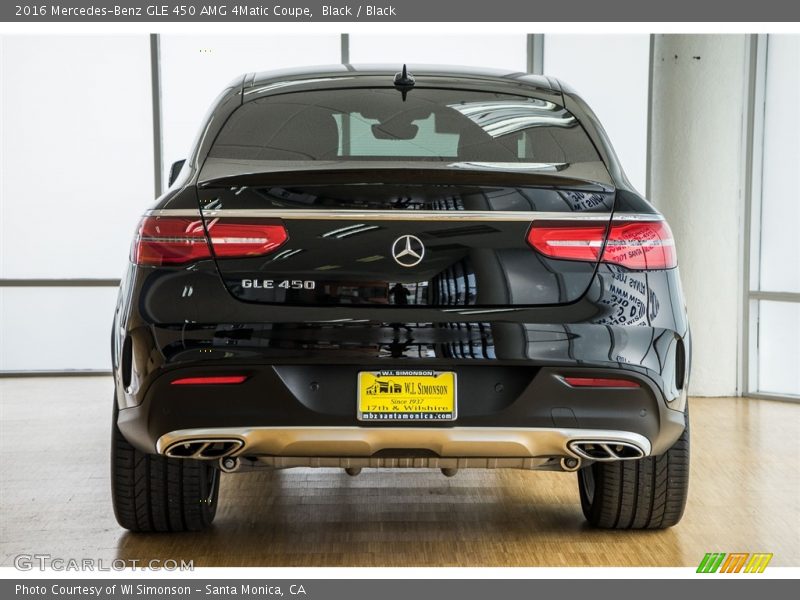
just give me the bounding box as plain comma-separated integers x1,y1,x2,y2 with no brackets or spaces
527,219,677,270
131,216,288,266
131,217,209,266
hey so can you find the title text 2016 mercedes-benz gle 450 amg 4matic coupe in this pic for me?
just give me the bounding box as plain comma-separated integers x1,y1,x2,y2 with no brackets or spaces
111,65,691,532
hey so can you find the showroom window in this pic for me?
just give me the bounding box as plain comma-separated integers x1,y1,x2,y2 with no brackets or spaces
0,35,154,372
745,34,800,399
543,35,650,194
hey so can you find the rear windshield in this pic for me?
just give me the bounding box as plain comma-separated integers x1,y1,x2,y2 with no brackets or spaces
208,88,601,164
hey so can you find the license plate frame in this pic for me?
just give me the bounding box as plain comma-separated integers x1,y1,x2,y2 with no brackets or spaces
357,370,457,422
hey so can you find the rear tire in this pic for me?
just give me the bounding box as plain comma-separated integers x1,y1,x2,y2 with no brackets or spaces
577,409,689,529
111,403,219,532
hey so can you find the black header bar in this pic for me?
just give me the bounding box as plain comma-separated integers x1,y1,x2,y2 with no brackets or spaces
4,1,800,22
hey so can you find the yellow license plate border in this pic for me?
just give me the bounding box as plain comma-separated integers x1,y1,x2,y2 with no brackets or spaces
356,370,458,422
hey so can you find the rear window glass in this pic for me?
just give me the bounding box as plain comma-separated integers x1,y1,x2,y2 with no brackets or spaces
208,88,601,164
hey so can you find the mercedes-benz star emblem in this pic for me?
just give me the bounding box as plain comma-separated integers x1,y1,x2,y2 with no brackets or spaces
391,234,425,267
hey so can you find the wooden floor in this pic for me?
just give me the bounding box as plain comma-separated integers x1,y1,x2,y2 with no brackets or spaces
0,376,798,567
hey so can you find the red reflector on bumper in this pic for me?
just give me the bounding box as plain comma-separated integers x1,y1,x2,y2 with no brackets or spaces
171,375,248,385
563,377,640,388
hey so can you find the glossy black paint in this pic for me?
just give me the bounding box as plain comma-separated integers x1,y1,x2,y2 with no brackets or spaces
112,66,690,457
198,182,614,307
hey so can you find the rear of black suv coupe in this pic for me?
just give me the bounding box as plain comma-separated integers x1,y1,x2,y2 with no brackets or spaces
111,65,691,532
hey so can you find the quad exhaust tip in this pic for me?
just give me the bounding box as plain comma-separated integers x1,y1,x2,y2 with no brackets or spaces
164,438,243,460
568,440,645,461
159,432,647,467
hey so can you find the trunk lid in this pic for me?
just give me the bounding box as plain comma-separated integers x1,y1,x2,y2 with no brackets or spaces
196,161,615,307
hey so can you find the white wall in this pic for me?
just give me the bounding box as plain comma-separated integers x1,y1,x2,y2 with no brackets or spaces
649,35,748,397
544,35,650,194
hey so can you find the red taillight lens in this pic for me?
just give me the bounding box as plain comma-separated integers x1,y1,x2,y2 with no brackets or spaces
527,220,677,270
171,375,248,385
603,221,676,270
132,217,209,266
527,223,606,262
563,376,640,388
132,217,288,266
205,218,288,259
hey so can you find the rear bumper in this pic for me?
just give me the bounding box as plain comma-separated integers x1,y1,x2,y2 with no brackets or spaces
156,425,652,470
113,263,691,464
117,364,687,460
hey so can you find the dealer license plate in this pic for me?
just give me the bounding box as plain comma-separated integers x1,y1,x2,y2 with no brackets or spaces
357,370,457,422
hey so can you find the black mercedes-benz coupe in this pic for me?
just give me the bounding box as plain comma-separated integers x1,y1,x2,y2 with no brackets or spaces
111,65,691,532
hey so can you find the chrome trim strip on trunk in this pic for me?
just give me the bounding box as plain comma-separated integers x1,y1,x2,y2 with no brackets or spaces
156,426,652,460
144,209,663,222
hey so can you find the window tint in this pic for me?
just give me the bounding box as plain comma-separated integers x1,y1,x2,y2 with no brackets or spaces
209,88,600,164
336,113,460,157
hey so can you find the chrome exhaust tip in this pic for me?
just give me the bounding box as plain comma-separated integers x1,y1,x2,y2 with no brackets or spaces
164,438,243,460
568,440,645,461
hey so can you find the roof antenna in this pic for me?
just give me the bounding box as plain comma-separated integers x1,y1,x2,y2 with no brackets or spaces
393,64,415,101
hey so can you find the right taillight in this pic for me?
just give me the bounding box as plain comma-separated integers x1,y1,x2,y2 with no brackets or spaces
527,219,677,270
131,216,288,266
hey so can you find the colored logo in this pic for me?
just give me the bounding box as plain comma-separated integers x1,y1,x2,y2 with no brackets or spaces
697,552,773,573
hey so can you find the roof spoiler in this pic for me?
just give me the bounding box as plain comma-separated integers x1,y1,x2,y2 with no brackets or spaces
197,164,613,191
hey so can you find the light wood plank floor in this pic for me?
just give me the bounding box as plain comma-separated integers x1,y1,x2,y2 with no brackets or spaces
1,377,798,567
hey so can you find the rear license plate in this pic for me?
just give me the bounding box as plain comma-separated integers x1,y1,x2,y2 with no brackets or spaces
357,370,457,422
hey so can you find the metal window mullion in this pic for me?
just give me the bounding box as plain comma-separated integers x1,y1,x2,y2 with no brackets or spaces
526,34,544,75
750,34,769,296
150,33,164,198
0,279,120,287
341,33,349,64
749,291,800,303
744,34,769,397
0,370,112,378
645,34,655,199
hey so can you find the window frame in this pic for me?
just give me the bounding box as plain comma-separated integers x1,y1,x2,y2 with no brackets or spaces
742,34,800,401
